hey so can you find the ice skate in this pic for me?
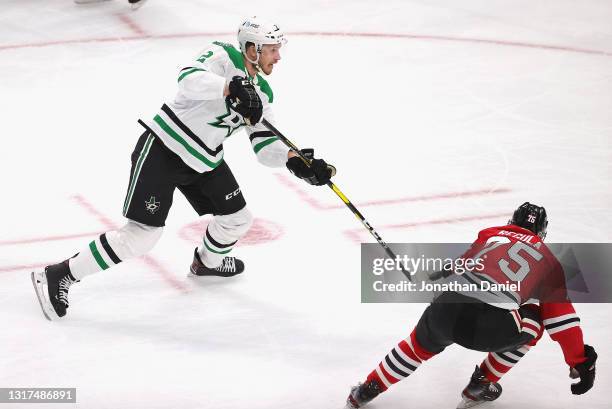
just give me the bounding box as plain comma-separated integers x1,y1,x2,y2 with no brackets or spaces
344,380,382,408
457,366,502,408
31,260,79,321
189,248,244,277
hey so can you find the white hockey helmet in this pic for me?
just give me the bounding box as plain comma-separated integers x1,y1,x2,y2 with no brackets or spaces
237,16,287,64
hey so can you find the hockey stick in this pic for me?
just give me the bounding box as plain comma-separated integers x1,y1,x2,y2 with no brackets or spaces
259,118,413,282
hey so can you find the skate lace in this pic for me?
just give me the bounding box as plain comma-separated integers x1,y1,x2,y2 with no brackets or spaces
58,276,75,306
216,258,236,273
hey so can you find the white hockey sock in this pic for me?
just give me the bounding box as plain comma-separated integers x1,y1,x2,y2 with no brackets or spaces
69,233,121,280
69,221,162,280
198,207,252,268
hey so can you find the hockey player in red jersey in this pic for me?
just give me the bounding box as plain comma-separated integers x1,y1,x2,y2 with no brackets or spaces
345,202,597,408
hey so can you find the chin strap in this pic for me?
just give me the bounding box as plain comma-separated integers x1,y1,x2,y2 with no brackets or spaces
244,51,262,73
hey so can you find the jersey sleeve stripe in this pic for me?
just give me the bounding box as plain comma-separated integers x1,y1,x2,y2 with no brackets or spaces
253,137,279,153
178,68,206,82
546,320,581,335
543,313,578,326
248,130,275,142
545,317,580,330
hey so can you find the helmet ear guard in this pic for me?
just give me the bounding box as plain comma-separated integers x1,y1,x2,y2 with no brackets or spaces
509,202,548,239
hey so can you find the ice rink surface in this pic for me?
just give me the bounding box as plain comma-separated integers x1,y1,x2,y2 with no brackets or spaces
1,1,611,408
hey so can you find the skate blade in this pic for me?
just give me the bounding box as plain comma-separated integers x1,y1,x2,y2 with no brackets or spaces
457,397,491,409
31,271,59,321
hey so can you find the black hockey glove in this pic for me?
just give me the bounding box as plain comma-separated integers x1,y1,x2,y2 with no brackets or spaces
286,148,336,186
227,76,262,125
570,344,597,395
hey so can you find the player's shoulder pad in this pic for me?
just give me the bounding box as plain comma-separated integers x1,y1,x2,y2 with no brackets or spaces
210,41,245,71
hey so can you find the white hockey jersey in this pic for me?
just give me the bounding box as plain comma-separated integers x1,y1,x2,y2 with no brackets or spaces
141,41,289,172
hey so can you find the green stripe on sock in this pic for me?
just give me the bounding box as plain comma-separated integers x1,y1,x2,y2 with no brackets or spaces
203,240,232,255
89,241,109,270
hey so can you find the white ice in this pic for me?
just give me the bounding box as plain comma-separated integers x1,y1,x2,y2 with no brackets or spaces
0,1,611,408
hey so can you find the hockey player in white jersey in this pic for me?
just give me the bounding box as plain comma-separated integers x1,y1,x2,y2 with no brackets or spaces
32,17,335,321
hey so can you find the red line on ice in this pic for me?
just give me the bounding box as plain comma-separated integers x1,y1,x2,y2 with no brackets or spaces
343,213,508,242
71,195,118,231
0,231,102,246
115,13,148,36
1,31,610,57
0,262,49,273
71,195,190,293
274,174,326,209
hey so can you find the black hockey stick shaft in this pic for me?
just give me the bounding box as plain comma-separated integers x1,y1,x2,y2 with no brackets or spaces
260,118,412,281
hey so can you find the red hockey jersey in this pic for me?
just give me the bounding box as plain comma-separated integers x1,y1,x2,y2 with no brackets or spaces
458,225,585,367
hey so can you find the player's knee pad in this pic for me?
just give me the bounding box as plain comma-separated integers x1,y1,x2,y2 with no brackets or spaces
105,220,163,260
208,207,253,242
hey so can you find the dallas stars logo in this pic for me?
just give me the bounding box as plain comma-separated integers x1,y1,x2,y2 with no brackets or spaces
208,100,245,138
145,196,160,214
